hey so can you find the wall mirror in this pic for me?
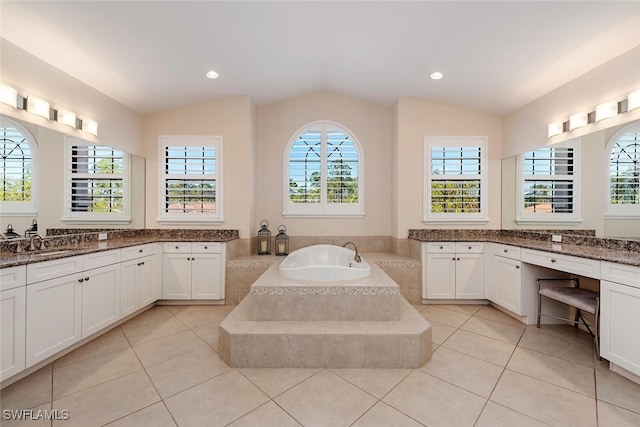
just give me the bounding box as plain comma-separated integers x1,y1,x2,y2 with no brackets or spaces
501,119,640,239
0,115,145,238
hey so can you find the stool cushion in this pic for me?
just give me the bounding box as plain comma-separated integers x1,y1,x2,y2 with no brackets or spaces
539,287,599,314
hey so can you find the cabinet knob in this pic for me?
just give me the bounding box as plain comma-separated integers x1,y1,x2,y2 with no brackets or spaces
187,257,191,261
78,278,84,283
452,257,456,261
204,246,208,249
457,257,461,261
504,249,508,253
175,246,179,249
468,246,472,250
516,265,520,269
440,246,443,249
551,258,557,263
85,277,90,281
139,249,143,253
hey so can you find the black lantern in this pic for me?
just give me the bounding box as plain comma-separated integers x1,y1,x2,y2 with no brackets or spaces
257,220,271,255
275,225,289,256
24,219,38,238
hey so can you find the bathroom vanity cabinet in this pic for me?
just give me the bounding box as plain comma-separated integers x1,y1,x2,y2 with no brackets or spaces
162,242,226,300
120,244,161,317
422,242,485,299
487,243,523,315
1,266,26,381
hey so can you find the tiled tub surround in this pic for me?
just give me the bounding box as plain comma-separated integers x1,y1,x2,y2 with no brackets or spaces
219,256,432,368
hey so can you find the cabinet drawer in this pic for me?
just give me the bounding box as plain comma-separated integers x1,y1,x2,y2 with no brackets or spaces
191,242,222,254
121,244,158,261
455,242,484,253
425,242,456,253
1,265,27,291
601,261,640,288
27,256,83,284
492,243,521,260
82,249,121,270
521,249,600,279
163,243,191,253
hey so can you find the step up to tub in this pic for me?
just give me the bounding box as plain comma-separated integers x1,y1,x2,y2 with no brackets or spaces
219,296,432,368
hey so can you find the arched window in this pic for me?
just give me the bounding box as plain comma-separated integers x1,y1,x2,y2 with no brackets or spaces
284,121,364,217
606,123,639,217
0,117,37,214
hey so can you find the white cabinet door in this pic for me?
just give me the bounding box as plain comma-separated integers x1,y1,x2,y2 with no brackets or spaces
138,254,160,307
163,254,192,299
191,254,222,299
491,255,522,314
1,286,26,381
601,280,640,375
120,259,138,317
81,264,121,337
456,253,484,299
26,274,82,367
425,253,456,299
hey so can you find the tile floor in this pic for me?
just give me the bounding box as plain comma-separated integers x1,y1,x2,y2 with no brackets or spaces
2,303,640,426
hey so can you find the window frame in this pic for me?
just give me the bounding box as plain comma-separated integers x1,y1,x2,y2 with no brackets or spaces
0,116,38,216
605,123,640,219
283,121,364,218
157,135,224,224
423,136,488,223
516,139,581,224
62,137,131,224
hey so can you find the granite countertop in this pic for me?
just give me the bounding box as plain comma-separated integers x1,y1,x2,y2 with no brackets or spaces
0,229,239,268
409,229,640,267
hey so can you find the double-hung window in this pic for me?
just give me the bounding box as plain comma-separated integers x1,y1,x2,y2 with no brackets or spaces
158,135,223,223
63,138,130,223
284,122,363,217
424,137,488,222
0,117,37,215
606,124,639,218
516,139,580,223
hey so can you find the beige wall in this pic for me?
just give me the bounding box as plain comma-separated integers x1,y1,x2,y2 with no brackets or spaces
503,46,640,158
393,97,504,238
255,92,393,237
143,96,256,239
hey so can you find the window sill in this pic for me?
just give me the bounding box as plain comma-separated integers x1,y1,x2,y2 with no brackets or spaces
423,217,489,225
282,212,365,219
515,217,582,225
156,217,224,225
61,217,131,225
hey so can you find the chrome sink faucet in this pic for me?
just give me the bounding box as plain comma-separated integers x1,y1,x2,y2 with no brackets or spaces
29,234,43,251
342,241,362,263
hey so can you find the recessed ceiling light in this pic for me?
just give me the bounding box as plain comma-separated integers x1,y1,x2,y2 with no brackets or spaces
205,70,219,79
430,71,444,80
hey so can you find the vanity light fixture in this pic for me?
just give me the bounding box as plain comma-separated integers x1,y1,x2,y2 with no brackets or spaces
595,100,618,122
548,121,564,138
628,89,640,111
569,112,588,131
26,95,51,119
56,108,77,128
81,118,98,136
0,83,18,108
430,71,444,80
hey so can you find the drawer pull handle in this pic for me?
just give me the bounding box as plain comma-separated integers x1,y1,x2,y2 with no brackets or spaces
139,249,143,253
175,246,179,249
504,249,508,253
137,262,144,266
440,246,443,249
551,258,557,263
204,246,208,249
468,246,472,250
78,278,84,283
85,277,90,281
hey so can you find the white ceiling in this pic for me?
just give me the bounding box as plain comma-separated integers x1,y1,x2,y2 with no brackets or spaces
1,1,639,116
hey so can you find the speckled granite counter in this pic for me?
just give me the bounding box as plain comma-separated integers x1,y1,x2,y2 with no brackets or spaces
0,229,239,268
409,229,640,267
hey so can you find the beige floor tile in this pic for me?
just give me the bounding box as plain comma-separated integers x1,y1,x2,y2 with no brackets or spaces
519,325,594,367
475,401,548,427
274,370,377,427
429,320,458,345
0,365,52,411
171,305,230,329
121,317,189,345
104,402,177,427
352,401,424,427
442,330,516,367
383,370,486,427
596,368,640,414
420,346,503,398
436,304,485,315
228,401,301,427
54,327,130,368
51,371,160,427
491,369,596,427
191,321,219,347
164,370,269,427
330,368,412,399
475,306,526,327
0,402,52,427
239,368,322,398
120,306,175,327
132,330,209,368
597,401,640,427
145,348,230,398
420,306,471,328
461,316,525,345
53,347,142,399
507,347,595,397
